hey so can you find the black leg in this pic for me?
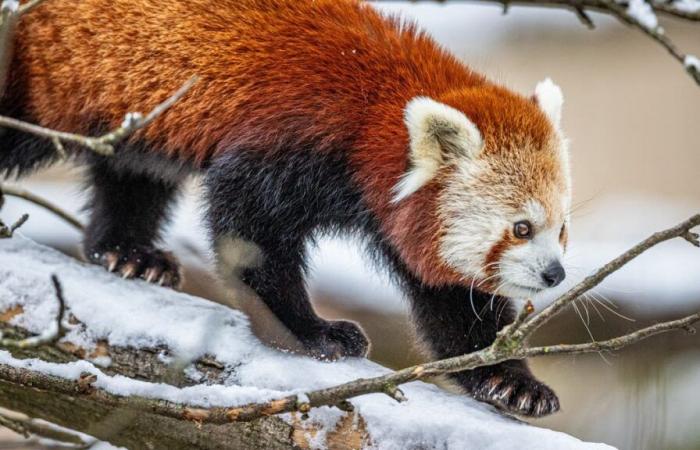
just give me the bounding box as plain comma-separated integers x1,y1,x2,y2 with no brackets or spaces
399,270,559,417
205,151,369,360
238,238,368,359
83,160,182,287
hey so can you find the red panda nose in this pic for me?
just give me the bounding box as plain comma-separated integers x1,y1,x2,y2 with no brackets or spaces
541,261,566,287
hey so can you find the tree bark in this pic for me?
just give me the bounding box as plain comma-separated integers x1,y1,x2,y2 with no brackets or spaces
0,321,366,450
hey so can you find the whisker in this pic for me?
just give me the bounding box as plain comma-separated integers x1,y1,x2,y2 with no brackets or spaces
583,294,606,322
590,292,636,322
469,277,483,322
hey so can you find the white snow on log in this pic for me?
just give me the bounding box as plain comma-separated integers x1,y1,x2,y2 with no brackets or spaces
0,236,613,450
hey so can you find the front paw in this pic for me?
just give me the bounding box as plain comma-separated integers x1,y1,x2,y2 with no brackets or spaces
300,320,369,361
472,371,560,417
88,245,182,288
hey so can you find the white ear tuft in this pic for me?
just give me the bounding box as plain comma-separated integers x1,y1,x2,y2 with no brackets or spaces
534,78,563,128
393,97,483,203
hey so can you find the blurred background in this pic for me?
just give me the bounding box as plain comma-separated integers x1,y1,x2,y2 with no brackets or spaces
1,2,699,449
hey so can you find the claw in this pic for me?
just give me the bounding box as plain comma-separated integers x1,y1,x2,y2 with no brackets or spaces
144,268,158,283
121,263,137,278
105,253,119,272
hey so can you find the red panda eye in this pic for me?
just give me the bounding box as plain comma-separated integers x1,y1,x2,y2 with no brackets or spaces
513,220,533,239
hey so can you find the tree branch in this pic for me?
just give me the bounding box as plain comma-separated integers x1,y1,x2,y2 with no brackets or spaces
1,184,84,231
390,0,700,85
0,411,88,447
0,76,198,157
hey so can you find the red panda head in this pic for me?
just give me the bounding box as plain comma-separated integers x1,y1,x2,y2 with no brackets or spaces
394,79,571,298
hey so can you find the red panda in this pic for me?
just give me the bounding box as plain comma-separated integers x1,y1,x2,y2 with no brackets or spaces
1,0,570,417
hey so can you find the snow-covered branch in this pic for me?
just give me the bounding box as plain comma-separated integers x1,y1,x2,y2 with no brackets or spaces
389,0,700,85
0,236,610,449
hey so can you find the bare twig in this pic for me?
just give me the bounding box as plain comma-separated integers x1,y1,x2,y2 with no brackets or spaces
18,0,47,15
524,312,699,356
0,411,88,446
1,184,84,231
0,0,19,96
0,76,198,156
0,275,69,348
0,212,27,238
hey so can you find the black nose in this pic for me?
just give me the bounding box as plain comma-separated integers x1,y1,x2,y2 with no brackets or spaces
541,261,566,287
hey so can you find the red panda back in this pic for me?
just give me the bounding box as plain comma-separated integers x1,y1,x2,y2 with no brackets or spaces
11,0,481,165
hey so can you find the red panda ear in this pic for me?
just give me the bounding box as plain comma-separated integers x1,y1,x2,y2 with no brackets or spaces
392,97,483,203
533,78,563,128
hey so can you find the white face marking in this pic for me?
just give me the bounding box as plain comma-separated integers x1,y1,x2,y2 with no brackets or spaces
497,216,564,298
438,158,570,298
438,157,506,279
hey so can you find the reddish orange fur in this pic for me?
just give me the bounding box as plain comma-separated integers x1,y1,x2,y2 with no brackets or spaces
9,0,557,287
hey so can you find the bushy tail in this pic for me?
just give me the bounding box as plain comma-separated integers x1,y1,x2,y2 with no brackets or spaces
0,125,57,179
0,79,58,179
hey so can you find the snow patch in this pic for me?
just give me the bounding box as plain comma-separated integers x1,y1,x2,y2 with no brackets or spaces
0,236,613,449
627,0,659,30
673,0,700,13
0,0,19,13
684,55,700,71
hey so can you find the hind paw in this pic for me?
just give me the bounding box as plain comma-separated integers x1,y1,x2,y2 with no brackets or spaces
89,245,182,288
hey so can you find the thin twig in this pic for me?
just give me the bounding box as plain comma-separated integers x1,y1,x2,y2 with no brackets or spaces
177,214,700,422
0,212,27,238
0,76,198,157
1,185,84,231
0,411,88,446
0,0,20,96
18,0,47,15
524,312,699,356
0,275,69,348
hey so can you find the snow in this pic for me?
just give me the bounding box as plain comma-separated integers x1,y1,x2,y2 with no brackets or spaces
673,0,700,13
0,0,19,13
0,236,613,449
684,55,700,72
626,0,659,30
